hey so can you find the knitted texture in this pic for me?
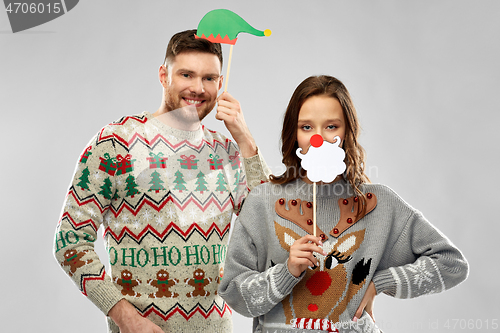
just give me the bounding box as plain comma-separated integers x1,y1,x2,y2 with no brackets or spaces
219,178,468,333
53,111,270,333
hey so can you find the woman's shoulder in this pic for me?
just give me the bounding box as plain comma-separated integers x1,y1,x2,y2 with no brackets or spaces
362,183,417,212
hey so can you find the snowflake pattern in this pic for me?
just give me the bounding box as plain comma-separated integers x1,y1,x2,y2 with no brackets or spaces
209,208,218,218
166,207,175,218
132,220,141,230
142,210,152,221
121,214,130,223
75,210,83,218
155,215,165,227
407,260,434,289
189,207,197,219
94,172,101,180
88,208,97,217
104,212,113,224
199,214,208,225
113,220,121,229
178,214,188,227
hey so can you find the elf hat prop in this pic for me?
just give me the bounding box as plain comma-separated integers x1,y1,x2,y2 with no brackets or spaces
195,9,271,45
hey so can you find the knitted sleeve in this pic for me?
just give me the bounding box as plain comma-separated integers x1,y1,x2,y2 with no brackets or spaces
218,189,301,317
233,146,271,215
53,127,124,315
372,210,469,299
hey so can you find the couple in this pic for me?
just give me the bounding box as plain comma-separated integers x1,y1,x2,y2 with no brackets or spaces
54,29,468,333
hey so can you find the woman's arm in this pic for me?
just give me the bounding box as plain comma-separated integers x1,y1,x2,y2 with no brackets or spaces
373,210,469,299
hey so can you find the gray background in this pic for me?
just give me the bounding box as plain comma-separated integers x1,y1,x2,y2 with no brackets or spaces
1,1,498,332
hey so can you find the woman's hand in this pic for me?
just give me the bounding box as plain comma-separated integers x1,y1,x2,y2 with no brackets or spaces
287,235,326,278
353,281,377,322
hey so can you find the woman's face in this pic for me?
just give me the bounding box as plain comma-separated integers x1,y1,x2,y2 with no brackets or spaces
296,95,346,152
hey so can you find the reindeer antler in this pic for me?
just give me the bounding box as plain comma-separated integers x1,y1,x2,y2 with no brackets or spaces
330,193,377,238
275,198,328,241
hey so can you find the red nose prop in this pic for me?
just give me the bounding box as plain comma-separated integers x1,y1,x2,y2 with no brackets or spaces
310,134,323,148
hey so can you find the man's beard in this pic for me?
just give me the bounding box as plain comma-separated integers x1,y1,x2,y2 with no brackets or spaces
165,90,214,121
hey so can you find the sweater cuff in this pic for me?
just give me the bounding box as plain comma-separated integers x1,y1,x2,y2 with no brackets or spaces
87,282,125,315
273,259,304,296
243,147,271,188
372,268,397,297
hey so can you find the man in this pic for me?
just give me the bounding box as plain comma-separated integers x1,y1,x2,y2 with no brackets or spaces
54,29,270,333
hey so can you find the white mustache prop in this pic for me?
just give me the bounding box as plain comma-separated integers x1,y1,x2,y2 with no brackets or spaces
296,135,346,183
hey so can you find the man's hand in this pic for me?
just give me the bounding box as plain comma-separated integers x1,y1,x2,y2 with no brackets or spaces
353,281,377,322
287,235,326,278
108,299,164,333
216,92,257,158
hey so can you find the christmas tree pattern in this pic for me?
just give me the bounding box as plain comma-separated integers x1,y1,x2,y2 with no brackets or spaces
98,177,113,200
173,170,187,192
195,171,208,194
215,172,228,193
125,174,140,198
77,167,91,191
149,170,166,193
112,190,119,201
233,169,241,193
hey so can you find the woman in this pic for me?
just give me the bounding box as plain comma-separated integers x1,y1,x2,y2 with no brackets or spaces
219,75,468,333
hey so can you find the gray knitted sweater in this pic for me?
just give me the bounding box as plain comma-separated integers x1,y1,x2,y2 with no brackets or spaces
219,178,468,333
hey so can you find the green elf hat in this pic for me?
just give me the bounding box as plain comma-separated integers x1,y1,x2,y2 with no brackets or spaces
196,9,271,45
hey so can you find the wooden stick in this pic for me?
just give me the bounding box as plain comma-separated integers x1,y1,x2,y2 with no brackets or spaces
224,44,234,92
313,182,317,237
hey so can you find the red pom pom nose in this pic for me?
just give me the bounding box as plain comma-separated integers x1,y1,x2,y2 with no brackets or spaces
310,134,323,148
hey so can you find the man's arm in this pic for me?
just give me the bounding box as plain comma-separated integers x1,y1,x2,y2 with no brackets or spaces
216,91,271,191
216,91,258,158
53,129,163,332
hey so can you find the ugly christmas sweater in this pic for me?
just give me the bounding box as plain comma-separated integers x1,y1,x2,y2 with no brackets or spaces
219,178,468,333
53,111,270,333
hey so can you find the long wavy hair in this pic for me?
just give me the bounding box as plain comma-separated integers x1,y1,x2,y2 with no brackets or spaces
270,75,370,217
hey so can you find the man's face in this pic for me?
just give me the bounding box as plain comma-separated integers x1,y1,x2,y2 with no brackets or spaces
164,52,222,121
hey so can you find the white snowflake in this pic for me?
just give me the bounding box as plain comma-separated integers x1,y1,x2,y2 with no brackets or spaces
166,207,175,218
88,208,97,217
121,214,130,223
407,260,434,289
156,215,165,227
65,199,71,209
130,123,138,130
75,210,83,218
165,169,174,179
218,215,226,225
121,126,129,135
132,220,141,230
189,207,198,219
116,178,123,186
199,214,208,225
178,214,189,227
209,208,218,218
104,212,113,224
94,172,102,180
142,210,152,221
113,220,121,229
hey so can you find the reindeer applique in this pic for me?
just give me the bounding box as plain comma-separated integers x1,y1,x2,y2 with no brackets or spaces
274,194,377,327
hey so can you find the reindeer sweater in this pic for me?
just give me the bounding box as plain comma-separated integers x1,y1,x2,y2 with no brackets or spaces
219,178,468,333
53,111,270,333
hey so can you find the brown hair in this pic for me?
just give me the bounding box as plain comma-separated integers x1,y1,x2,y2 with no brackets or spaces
163,29,223,68
270,75,370,217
